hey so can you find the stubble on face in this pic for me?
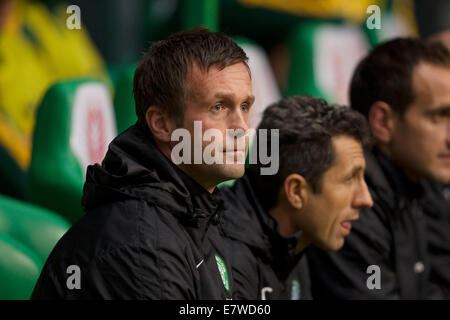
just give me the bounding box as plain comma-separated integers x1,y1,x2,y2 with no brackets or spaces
390,63,450,184
176,62,253,192
301,136,371,251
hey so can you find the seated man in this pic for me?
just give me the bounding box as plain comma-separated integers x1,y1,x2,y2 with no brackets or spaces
220,95,373,299
31,26,254,299
307,38,450,299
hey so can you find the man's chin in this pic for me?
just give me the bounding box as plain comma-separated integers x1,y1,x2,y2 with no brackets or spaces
424,168,450,185
213,163,246,181
436,171,450,185
317,238,345,252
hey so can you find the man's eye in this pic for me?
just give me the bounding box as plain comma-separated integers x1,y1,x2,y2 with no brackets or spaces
429,110,450,124
241,104,249,112
212,104,224,112
430,113,443,123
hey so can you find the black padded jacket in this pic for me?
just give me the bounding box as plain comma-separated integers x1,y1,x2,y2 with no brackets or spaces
220,175,312,300
31,124,233,300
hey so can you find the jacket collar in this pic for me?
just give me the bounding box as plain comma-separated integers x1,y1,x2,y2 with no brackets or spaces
223,174,303,280
176,164,225,227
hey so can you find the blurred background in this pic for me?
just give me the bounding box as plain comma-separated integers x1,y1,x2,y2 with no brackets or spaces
0,0,448,299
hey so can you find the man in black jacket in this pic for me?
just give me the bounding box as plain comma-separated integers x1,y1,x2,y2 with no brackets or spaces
307,38,450,299
220,95,374,300
31,26,254,299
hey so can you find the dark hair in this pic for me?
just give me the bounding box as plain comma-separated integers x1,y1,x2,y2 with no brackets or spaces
133,26,249,127
248,95,371,210
350,38,450,118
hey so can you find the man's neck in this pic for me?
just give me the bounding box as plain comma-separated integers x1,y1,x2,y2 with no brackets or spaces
178,164,217,193
269,204,297,238
269,205,311,253
156,139,217,193
375,143,419,182
295,234,311,255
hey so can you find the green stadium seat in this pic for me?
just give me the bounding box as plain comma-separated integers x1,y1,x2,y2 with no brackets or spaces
364,9,416,48
28,79,117,223
0,232,42,299
0,194,70,264
235,37,281,134
113,64,138,134
286,22,369,105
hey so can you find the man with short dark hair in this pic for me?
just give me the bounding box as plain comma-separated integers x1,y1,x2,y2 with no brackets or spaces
31,26,254,299
307,38,450,299
220,95,373,300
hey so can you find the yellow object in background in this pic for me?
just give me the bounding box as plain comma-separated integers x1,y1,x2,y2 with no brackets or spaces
0,0,108,170
238,0,385,23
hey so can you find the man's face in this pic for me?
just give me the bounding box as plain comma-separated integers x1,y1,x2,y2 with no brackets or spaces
298,135,373,251
177,62,254,191
389,63,450,184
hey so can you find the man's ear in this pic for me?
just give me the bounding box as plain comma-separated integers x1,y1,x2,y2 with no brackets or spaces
283,173,309,210
145,106,176,143
368,101,395,143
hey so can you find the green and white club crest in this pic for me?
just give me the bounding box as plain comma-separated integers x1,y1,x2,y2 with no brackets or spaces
291,279,301,300
215,254,229,291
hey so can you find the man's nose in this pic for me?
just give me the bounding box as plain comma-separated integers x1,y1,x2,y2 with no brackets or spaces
229,106,250,132
353,179,374,209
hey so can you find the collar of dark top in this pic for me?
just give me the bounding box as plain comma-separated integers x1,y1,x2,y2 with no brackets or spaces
136,124,226,225
176,165,225,226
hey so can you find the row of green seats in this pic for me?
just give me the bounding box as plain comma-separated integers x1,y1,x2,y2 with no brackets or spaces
28,76,138,223
0,194,70,299
0,73,135,298
0,76,133,298
0,232,41,300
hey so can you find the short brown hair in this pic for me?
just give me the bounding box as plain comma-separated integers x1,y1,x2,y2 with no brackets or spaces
350,38,450,118
133,26,249,127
